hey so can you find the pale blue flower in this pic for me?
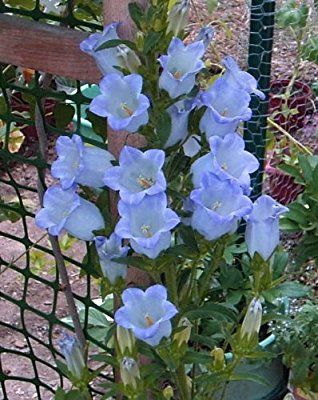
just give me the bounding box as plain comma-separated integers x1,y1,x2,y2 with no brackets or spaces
51,134,114,189
59,334,85,379
200,79,252,139
158,38,205,98
95,234,129,284
89,73,150,132
80,23,122,75
190,172,252,241
103,146,166,204
191,132,259,194
183,135,201,157
35,185,105,241
115,193,180,259
115,285,178,346
164,99,196,148
245,195,288,260
221,56,265,100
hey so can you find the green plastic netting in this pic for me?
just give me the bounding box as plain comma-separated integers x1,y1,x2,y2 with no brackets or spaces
0,0,317,398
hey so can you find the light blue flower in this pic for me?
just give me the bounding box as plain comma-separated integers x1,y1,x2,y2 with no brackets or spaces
95,234,129,284
115,193,180,259
199,79,252,139
115,285,178,346
51,134,114,189
183,134,201,157
164,99,196,148
191,132,259,194
196,26,215,49
35,185,105,241
89,73,150,133
190,172,252,241
158,37,205,98
244,195,288,260
221,56,265,100
103,146,166,204
80,23,122,75
59,334,86,379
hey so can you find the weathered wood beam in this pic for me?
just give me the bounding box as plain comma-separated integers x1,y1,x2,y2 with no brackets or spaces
0,14,102,83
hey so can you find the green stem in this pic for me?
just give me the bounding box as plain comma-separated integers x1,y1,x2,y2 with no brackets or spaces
198,239,226,304
165,264,179,306
175,365,191,400
219,355,243,400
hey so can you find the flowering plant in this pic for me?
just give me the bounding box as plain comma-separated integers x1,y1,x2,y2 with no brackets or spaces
34,1,311,399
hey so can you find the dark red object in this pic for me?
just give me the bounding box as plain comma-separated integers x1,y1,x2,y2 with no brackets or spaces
269,80,312,133
265,163,304,205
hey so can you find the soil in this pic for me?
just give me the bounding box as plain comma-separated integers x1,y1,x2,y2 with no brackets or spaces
1,0,318,399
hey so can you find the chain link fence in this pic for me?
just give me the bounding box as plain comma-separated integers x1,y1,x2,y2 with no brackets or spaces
0,0,317,398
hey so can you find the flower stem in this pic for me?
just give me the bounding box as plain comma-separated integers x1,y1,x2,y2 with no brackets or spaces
175,365,191,400
165,264,179,307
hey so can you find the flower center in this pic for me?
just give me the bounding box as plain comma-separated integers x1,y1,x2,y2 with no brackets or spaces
211,201,222,211
137,175,154,189
144,313,154,327
172,70,183,79
221,162,228,171
121,102,134,117
140,224,153,238
221,108,229,117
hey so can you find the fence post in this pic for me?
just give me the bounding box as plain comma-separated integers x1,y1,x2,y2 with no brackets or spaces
244,0,276,199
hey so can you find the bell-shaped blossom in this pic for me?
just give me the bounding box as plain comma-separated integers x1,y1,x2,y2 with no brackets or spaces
191,132,259,194
115,193,180,259
95,234,129,284
35,185,105,241
221,56,265,100
80,23,122,75
245,195,288,260
59,334,86,379
167,0,190,36
196,26,215,49
104,146,166,204
164,99,196,148
51,134,114,189
240,298,262,341
115,285,178,346
158,38,205,98
190,172,252,241
89,73,150,133
200,79,252,139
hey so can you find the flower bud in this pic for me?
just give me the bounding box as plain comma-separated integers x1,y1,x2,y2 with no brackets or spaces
240,298,262,341
120,357,140,389
167,0,190,36
163,386,174,399
211,347,225,371
117,326,136,355
173,318,192,347
135,32,145,52
196,26,215,49
116,45,141,73
59,334,86,379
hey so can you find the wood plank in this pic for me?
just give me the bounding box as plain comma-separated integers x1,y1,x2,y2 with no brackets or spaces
0,14,102,83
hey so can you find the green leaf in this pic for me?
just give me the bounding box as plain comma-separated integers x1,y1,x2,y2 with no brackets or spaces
184,303,237,322
96,39,137,52
156,111,171,147
184,349,212,364
90,353,117,367
113,256,150,269
178,225,199,254
143,31,163,54
54,103,75,130
277,163,304,184
0,94,7,115
272,251,289,279
86,110,107,139
273,281,311,298
55,359,70,377
206,0,218,13
298,154,313,183
128,2,144,30
229,372,270,387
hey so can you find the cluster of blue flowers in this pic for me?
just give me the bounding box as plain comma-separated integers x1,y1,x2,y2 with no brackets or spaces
36,23,289,349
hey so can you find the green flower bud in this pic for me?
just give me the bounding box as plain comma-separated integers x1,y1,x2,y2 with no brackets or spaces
211,347,225,371
240,298,262,341
135,32,145,52
173,318,192,347
117,326,136,355
116,45,141,73
163,386,174,399
167,0,190,36
120,357,140,389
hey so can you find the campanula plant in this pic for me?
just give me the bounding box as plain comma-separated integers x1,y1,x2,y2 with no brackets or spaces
33,1,306,399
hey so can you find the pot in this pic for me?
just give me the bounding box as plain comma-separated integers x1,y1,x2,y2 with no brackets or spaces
269,80,312,134
221,335,289,400
265,163,304,205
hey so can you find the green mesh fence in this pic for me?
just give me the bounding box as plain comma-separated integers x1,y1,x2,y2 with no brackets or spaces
0,0,317,398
